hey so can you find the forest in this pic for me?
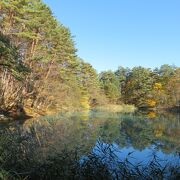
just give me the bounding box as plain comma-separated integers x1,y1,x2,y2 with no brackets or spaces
0,0,179,119
0,1,180,179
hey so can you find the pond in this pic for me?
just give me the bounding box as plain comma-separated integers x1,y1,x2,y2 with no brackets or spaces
0,111,180,179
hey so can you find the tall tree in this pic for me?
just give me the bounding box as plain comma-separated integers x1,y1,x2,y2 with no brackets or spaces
99,71,120,103
123,67,155,107
0,33,28,112
115,66,130,98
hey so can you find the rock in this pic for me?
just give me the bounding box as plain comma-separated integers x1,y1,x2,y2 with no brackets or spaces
0,114,10,121
0,114,5,119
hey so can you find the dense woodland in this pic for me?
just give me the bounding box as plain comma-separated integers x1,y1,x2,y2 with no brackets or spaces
0,0,179,117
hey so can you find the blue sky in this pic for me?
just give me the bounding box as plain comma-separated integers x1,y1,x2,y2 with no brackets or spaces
43,0,180,72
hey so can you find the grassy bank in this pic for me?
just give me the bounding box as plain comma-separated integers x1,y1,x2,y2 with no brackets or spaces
94,104,137,113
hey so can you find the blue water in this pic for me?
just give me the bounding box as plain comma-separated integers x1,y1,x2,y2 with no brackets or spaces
1,111,180,173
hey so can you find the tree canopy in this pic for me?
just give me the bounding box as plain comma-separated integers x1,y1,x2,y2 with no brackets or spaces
0,0,179,115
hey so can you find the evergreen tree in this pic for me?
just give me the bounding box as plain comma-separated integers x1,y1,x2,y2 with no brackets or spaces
99,71,120,103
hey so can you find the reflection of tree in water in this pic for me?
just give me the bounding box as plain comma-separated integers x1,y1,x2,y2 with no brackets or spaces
90,112,180,154
1,127,179,179
98,118,122,144
120,118,154,150
1,112,179,154
117,113,180,153
0,117,97,179
0,111,179,179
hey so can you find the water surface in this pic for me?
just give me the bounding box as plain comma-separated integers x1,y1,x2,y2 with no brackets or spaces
0,111,180,178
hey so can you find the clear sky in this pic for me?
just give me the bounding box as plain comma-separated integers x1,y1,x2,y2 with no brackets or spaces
43,0,180,72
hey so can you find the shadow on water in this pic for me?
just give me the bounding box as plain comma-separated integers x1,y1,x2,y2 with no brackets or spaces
0,111,180,179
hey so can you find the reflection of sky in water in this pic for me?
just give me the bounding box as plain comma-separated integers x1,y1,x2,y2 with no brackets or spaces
91,141,180,168
1,111,180,170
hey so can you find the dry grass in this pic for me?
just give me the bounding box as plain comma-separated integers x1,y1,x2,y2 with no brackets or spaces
94,104,137,113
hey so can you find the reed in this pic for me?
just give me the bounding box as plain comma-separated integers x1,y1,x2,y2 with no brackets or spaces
94,104,137,113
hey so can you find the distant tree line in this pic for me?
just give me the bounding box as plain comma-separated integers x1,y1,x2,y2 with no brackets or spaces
100,65,180,109
0,0,179,116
